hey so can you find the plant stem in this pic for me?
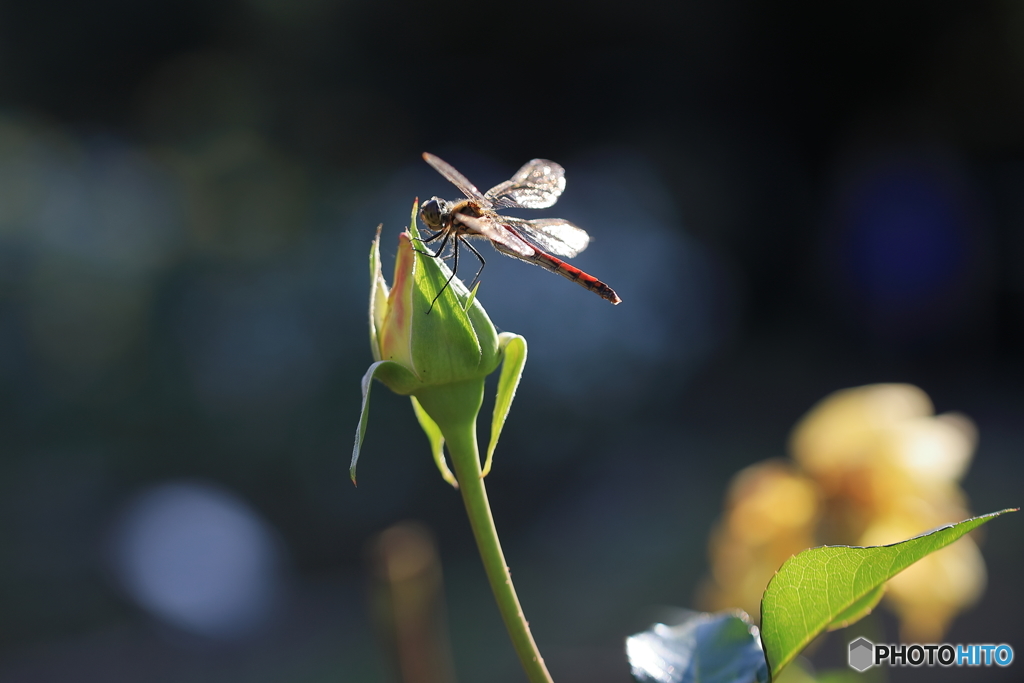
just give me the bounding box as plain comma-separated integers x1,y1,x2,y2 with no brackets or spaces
423,382,554,683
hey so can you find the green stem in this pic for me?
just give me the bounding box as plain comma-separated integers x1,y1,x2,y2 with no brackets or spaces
416,382,554,683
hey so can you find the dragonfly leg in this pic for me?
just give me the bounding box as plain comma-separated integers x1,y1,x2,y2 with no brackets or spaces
462,237,486,289
427,236,460,314
413,230,449,259
414,229,443,243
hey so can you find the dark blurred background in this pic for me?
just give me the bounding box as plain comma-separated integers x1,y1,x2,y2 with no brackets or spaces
0,0,1022,681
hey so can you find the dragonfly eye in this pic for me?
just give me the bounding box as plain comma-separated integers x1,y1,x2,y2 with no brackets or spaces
420,197,445,229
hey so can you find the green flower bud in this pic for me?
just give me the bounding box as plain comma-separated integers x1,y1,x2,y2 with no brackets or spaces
368,215,501,393
352,203,526,486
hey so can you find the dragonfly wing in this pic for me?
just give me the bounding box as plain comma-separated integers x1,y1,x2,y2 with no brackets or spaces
454,213,535,258
485,159,566,209
423,153,486,201
502,217,590,258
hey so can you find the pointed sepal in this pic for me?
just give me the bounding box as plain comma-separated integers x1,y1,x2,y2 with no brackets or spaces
411,395,458,488
351,360,420,485
482,332,527,478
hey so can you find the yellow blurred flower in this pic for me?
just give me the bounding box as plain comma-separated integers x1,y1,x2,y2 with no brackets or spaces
701,383,985,641
701,461,819,618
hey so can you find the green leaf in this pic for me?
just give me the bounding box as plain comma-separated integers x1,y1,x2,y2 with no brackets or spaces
771,659,817,683
410,395,457,488
760,509,1017,679
768,660,871,683
626,611,769,683
482,333,527,478
814,671,869,683
825,584,884,632
351,360,419,485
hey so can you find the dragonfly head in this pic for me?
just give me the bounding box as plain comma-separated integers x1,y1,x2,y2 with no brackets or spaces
419,197,447,230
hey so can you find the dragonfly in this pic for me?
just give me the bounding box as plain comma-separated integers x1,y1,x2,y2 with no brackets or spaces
417,152,622,306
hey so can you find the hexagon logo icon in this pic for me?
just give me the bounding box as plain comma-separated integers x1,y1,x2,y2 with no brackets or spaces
848,637,874,672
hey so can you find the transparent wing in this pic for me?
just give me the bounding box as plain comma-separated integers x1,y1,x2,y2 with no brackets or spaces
485,159,566,209
423,153,486,201
500,217,590,258
453,213,535,258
